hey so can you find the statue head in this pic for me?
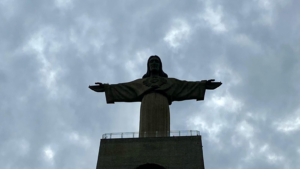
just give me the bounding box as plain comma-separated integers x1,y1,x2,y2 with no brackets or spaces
142,55,168,78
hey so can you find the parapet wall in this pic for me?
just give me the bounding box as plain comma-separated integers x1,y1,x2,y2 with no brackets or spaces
96,136,205,169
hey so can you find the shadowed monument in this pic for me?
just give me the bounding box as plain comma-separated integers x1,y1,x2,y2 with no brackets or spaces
89,55,222,169
89,55,221,137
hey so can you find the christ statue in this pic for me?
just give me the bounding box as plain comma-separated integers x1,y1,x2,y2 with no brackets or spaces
89,55,222,137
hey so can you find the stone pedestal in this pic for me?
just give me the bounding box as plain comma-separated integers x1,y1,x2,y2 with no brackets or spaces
96,136,205,169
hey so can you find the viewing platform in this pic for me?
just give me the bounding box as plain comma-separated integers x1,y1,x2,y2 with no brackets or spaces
97,131,205,169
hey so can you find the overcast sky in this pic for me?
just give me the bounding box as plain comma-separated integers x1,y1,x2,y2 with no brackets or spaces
1,0,300,169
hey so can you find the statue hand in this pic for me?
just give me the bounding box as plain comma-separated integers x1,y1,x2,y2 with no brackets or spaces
95,82,103,86
89,82,105,92
205,79,222,90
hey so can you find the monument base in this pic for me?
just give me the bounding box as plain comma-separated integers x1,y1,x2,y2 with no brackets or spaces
96,136,205,169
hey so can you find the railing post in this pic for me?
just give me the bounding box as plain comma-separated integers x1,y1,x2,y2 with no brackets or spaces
156,131,158,137
121,133,123,138
190,130,192,136
133,132,134,138
179,131,180,136
110,133,112,139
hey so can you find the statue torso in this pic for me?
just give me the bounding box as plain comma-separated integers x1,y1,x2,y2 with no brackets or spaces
143,76,168,88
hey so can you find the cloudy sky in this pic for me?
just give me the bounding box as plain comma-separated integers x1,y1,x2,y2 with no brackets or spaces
1,0,300,168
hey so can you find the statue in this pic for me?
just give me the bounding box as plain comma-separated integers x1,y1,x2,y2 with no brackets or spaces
89,55,222,137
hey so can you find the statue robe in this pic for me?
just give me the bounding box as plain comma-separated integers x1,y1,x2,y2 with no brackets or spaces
103,77,207,137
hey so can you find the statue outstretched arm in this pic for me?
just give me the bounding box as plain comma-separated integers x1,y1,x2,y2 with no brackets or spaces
167,78,222,102
89,79,146,104
89,82,105,92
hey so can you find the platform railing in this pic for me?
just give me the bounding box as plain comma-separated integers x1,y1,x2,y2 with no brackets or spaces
102,130,200,139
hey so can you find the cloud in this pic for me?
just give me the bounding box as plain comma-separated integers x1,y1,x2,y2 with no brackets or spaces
1,0,300,169
164,19,191,48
